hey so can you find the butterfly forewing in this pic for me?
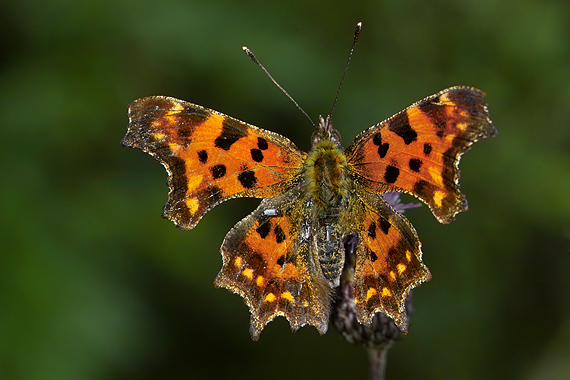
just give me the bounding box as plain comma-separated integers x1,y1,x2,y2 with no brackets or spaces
345,87,497,223
122,96,307,229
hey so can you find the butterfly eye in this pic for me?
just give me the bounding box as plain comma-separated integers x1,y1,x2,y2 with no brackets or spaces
329,129,342,146
310,131,320,146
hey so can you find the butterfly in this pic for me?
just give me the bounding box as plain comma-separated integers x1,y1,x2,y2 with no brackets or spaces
122,86,496,339
122,32,496,341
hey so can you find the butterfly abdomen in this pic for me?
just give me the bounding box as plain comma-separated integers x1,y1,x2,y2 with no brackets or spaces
317,218,345,287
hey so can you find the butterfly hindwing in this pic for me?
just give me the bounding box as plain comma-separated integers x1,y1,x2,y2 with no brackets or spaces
122,96,307,229
345,87,497,223
215,186,331,340
352,189,431,332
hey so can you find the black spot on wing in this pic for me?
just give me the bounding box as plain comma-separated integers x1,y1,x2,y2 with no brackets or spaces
384,165,400,183
238,170,257,189
250,148,264,162
423,143,432,156
370,250,378,262
256,221,271,239
257,137,269,150
409,158,422,172
372,133,390,158
210,164,226,179
274,225,286,244
379,219,391,235
214,118,247,150
367,222,377,239
198,150,208,164
389,113,417,145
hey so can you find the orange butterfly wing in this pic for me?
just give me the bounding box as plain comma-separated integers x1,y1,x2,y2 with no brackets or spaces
122,96,307,229
344,86,496,331
123,96,325,339
351,189,430,332
215,186,332,340
345,87,497,223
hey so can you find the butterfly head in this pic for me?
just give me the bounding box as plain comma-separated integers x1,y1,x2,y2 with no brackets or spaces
312,115,342,147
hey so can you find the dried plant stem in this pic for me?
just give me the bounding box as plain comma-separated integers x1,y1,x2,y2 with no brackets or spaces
333,232,414,380
368,347,389,380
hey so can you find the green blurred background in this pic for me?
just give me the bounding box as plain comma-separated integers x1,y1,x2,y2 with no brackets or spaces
2,0,569,379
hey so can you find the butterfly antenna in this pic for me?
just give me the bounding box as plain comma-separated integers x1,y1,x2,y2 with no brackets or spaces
243,46,316,128
329,21,362,119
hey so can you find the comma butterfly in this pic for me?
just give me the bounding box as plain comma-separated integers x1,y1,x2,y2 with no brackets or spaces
122,24,496,340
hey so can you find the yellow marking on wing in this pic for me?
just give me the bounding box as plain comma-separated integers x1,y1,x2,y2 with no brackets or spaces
186,175,203,193
234,256,242,268
264,293,276,303
366,288,377,301
381,287,393,297
169,102,185,112
163,103,185,124
405,250,412,262
152,132,166,141
256,276,264,287
165,115,178,125
430,169,444,188
281,291,294,302
456,122,467,131
242,268,254,280
185,197,199,214
397,263,407,274
433,190,446,208
152,116,176,129
168,142,181,154
390,271,396,280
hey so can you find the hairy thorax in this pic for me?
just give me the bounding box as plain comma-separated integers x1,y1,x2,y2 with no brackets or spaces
305,138,350,287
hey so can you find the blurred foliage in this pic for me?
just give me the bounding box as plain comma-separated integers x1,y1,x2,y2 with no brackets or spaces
1,0,569,379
